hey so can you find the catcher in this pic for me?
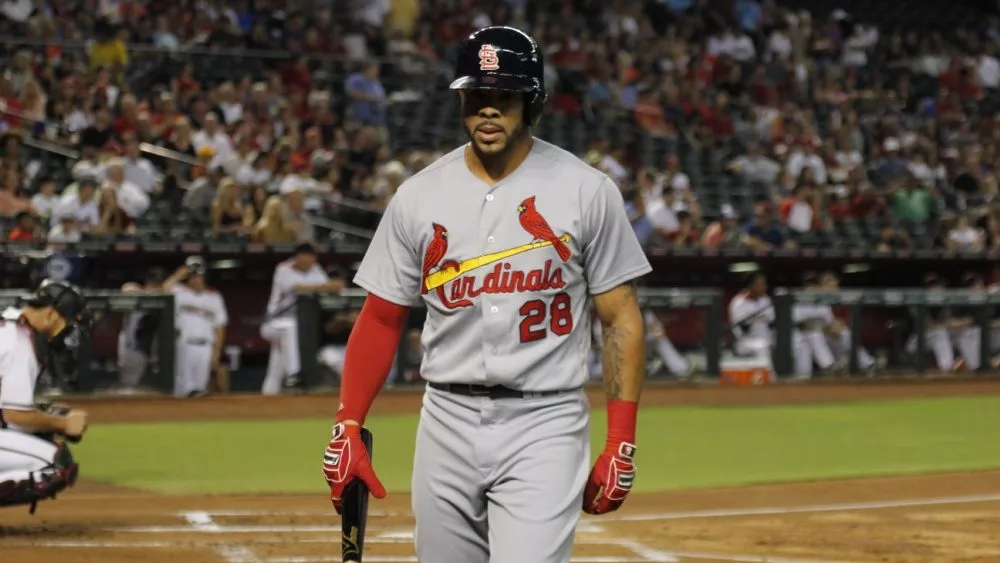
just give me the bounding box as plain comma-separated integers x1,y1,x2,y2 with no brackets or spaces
0,279,90,512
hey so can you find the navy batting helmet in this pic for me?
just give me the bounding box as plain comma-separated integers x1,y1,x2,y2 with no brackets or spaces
450,26,547,127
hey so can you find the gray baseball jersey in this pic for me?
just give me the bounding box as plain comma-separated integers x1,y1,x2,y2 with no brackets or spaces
353,138,652,390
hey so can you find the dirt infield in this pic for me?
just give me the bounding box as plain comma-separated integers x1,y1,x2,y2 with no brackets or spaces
3,380,1000,562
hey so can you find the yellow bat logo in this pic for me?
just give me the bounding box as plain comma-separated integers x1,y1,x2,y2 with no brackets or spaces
342,525,360,561
423,234,572,292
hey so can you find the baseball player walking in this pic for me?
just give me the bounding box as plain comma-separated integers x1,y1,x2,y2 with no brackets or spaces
322,26,651,562
0,280,88,510
163,257,229,397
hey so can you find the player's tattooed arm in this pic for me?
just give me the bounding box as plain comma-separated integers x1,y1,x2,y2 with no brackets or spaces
592,282,646,402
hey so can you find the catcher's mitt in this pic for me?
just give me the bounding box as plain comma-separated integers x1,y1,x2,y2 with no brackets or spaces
35,401,81,443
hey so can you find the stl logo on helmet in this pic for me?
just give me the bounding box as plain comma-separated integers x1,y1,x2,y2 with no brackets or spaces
478,44,500,71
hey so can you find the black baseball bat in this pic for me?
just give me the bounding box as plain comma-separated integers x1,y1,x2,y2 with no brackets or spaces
341,427,373,563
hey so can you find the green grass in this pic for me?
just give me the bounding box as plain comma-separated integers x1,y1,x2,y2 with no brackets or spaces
75,396,1000,495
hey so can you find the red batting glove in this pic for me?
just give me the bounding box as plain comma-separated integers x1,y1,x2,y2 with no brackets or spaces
582,400,638,515
322,423,387,514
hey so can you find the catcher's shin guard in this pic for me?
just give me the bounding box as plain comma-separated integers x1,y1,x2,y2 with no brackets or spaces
0,443,79,514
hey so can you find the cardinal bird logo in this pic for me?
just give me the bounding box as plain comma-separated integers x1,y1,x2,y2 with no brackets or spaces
422,223,462,295
517,196,572,262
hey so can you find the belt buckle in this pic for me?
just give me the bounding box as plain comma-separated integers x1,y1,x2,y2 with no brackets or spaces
469,385,491,396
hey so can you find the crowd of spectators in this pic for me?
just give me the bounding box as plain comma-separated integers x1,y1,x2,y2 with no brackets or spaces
0,0,999,257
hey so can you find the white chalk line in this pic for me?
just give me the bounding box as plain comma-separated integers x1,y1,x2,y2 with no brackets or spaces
183,492,1000,524
22,494,1000,562
601,492,1000,522
216,545,264,563
264,558,645,563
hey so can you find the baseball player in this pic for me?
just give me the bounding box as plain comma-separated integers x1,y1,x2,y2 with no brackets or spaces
590,311,691,378
905,273,959,372
117,268,165,392
260,243,344,395
0,280,89,510
728,272,774,361
791,271,837,379
948,272,986,371
819,271,876,372
321,26,651,563
162,257,229,397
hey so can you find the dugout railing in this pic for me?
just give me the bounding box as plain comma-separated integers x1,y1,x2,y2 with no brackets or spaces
772,288,1000,377
0,290,175,393
295,288,725,387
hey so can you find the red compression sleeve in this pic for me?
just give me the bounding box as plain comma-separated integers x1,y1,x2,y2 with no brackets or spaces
336,294,409,425
603,400,638,455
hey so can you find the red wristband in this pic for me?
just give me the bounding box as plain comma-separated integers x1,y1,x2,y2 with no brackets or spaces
604,399,638,455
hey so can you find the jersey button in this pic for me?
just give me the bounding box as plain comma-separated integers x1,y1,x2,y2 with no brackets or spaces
487,236,495,243
485,194,494,202
490,306,499,314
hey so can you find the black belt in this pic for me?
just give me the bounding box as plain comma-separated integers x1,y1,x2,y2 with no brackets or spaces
184,339,210,346
428,382,574,400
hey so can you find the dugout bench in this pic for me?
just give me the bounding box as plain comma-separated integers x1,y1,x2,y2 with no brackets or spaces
772,288,1000,377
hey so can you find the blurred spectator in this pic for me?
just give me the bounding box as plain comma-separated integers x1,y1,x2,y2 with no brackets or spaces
0,171,30,217
88,19,129,84
79,106,115,151
873,138,910,185
183,166,226,212
727,142,781,185
47,212,83,244
670,211,701,249
345,63,388,128
244,184,271,227
96,185,133,235
890,176,934,224
211,178,247,237
7,210,36,240
702,204,747,250
30,176,58,219
634,89,674,138
192,113,234,163
945,212,986,252
874,225,913,252
122,134,160,195
621,187,652,248
103,157,150,219
786,141,828,186
744,204,791,249
779,184,818,233
252,196,298,244
280,181,312,243
53,176,100,232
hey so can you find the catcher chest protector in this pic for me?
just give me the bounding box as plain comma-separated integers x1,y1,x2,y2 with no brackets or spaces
450,26,548,127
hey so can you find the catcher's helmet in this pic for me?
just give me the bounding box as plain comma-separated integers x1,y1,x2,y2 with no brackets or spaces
450,26,547,127
23,279,91,343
